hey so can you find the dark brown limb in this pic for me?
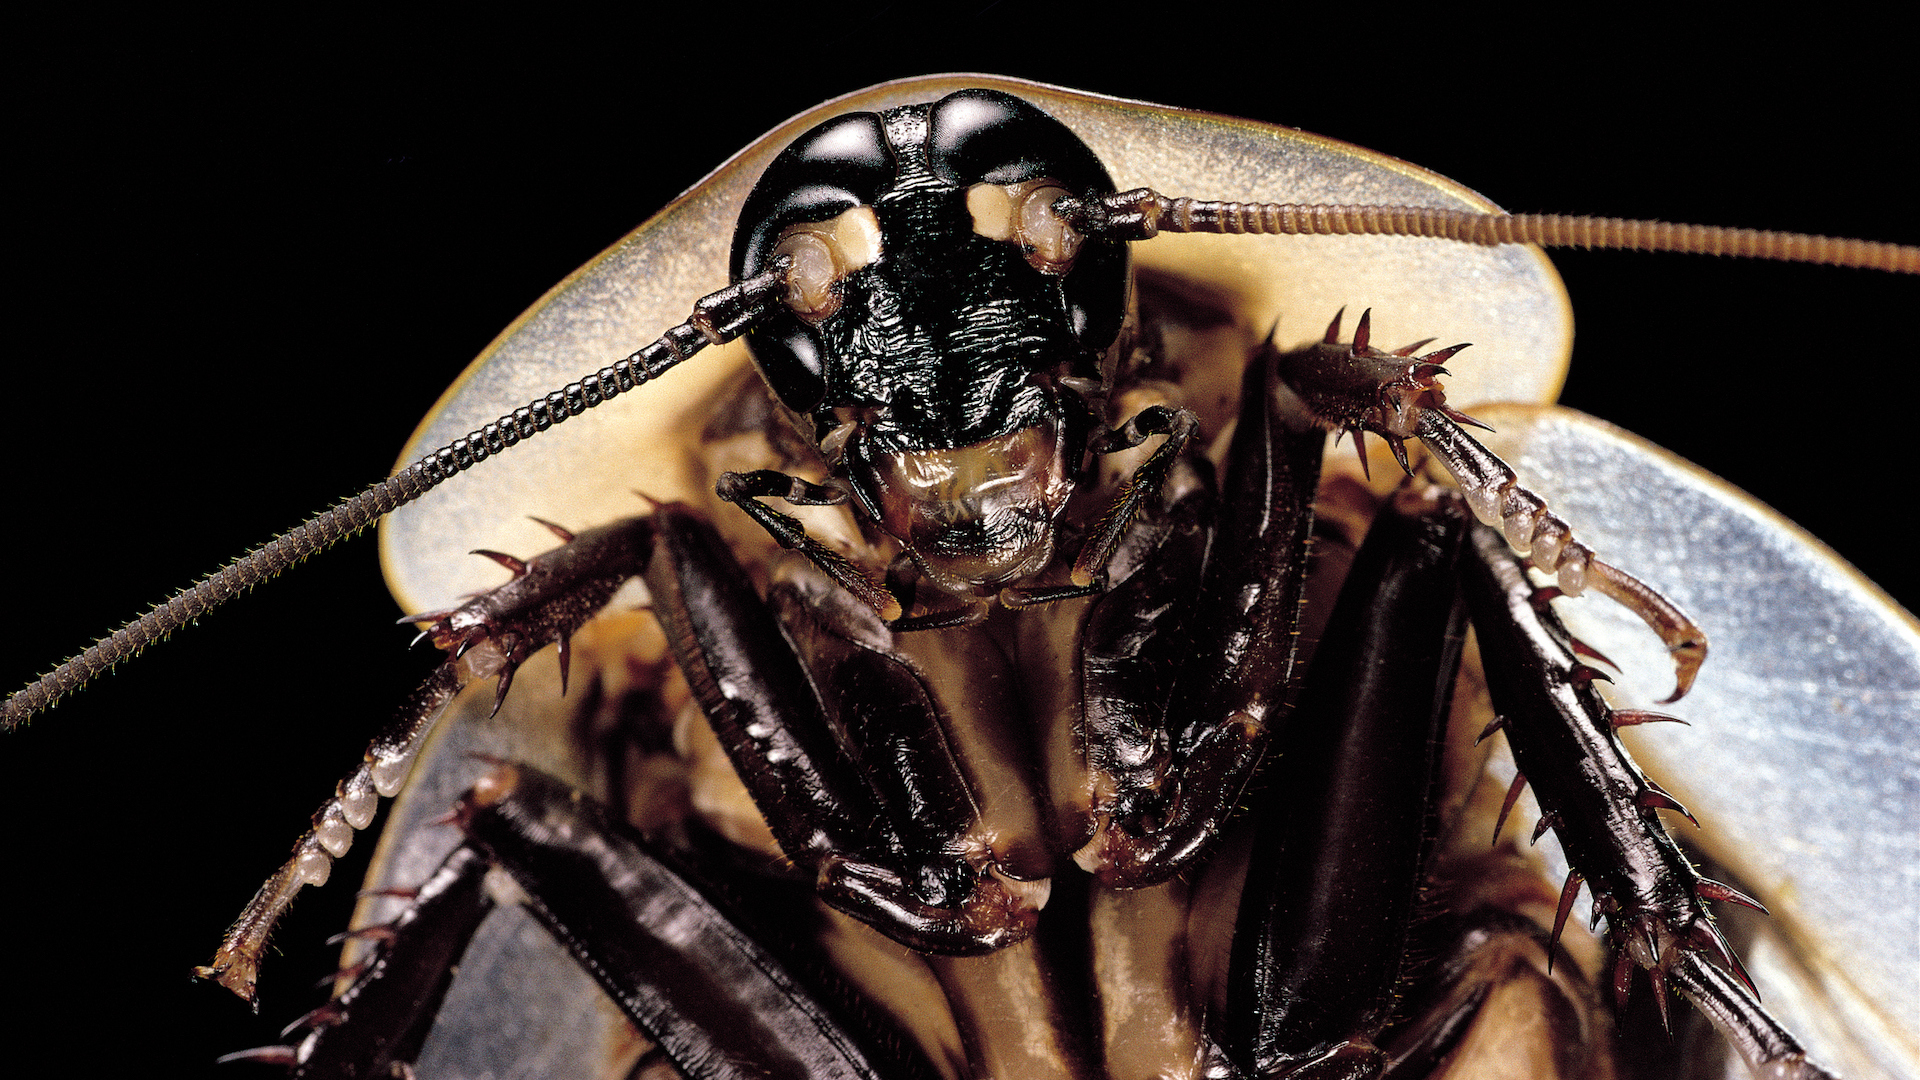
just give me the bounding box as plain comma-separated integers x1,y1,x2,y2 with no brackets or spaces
198,515,660,1002
1458,523,1801,1067
645,505,1041,954
227,844,496,1079
1225,491,1470,1078
1077,342,1324,888
455,764,918,1080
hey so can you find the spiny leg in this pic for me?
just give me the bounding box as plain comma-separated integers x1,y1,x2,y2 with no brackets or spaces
234,766,927,1080
1459,523,1835,1080
1272,307,1709,702
198,515,660,1002
1417,412,1706,702
221,843,497,1078
452,764,918,1080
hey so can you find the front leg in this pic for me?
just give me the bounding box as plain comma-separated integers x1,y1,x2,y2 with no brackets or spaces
1076,341,1326,887
199,515,661,1003
644,504,1044,954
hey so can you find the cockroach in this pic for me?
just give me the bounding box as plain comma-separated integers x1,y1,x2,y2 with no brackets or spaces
5,29,1914,1079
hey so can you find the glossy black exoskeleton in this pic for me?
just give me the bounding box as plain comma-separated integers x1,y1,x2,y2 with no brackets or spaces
719,90,1165,615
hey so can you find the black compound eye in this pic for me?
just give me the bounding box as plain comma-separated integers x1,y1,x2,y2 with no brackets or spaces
929,90,1127,355
733,112,894,412
734,113,893,277
926,89,1112,193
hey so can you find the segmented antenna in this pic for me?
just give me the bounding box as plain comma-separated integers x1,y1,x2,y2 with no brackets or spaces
1,262,789,728
1064,191,1920,273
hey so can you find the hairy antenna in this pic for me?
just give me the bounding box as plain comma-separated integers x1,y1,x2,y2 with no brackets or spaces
1065,192,1920,273
1,263,789,728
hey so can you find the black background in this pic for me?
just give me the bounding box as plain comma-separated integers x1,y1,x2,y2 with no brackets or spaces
6,8,1912,1075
